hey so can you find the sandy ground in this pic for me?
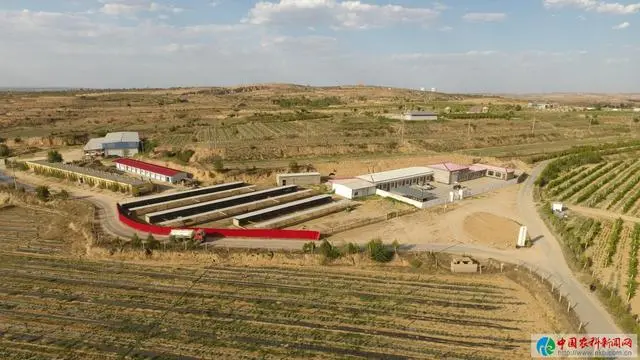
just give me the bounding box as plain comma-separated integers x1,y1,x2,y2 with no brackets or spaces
329,185,524,250
463,212,522,247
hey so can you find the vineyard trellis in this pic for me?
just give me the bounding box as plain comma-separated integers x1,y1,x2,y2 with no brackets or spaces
558,161,623,201
588,162,640,207
605,218,624,267
626,224,640,302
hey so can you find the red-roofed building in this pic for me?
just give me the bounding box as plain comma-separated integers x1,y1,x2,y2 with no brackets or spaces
114,158,191,184
427,162,485,184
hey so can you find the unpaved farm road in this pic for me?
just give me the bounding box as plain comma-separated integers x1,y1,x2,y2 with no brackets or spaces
570,204,640,224
0,166,622,334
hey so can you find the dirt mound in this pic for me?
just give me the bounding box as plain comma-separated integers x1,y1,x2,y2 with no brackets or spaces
463,212,521,249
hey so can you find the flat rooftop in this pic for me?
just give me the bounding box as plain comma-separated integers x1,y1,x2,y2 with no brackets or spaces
120,182,245,206
355,167,433,184
234,194,332,221
27,160,146,186
331,178,375,190
276,172,321,177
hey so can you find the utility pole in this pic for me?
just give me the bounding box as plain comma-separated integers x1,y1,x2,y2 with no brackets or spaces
531,115,536,135
400,118,405,145
12,163,17,190
467,118,471,138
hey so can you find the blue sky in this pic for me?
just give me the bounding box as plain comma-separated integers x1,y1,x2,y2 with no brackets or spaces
1,0,639,92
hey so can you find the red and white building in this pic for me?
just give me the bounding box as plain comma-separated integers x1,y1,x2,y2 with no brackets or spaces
114,158,190,184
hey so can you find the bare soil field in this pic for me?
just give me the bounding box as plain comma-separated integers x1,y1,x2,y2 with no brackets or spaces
0,196,575,359
463,212,522,247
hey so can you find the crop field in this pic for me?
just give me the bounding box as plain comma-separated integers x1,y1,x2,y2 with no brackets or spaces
0,205,568,359
3,85,640,163
544,158,640,216
543,205,640,315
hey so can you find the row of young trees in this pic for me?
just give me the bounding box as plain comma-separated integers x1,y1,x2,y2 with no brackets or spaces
535,151,603,187
604,218,624,267
302,239,400,263
32,165,133,194
625,224,640,302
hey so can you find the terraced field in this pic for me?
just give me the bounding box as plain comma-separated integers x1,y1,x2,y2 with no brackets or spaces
0,206,567,359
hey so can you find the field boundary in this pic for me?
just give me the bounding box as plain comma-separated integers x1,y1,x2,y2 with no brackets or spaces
117,204,321,241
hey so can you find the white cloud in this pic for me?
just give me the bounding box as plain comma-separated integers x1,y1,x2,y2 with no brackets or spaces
605,57,630,64
99,1,183,16
612,21,630,29
0,8,638,92
438,25,453,31
462,12,507,22
244,0,440,29
543,0,640,14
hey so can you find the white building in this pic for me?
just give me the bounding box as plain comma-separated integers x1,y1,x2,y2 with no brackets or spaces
84,132,141,157
276,172,321,186
114,158,190,184
356,167,433,192
331,179,377,199
332,167,434,199
402,111,438,121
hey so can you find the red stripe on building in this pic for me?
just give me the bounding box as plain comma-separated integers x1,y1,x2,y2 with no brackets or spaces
114,158,183,177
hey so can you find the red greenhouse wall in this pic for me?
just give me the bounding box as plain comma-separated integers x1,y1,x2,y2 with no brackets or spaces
117,205,320,241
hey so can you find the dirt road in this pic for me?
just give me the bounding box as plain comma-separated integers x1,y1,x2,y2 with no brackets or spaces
569,205,640,224
515,162,621,335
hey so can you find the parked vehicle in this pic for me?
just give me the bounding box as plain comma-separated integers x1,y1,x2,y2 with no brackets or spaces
170,228,206,242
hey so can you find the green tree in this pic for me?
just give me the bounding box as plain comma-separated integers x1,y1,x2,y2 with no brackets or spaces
47,150,63,163
391,240,401,255
302,241,316,253
318,239,341,260
367,239,394,263
212,156,224,172
144,233,160,250
289,160,300,172
131,233,142,248
0,144,10,157
35,185,50,201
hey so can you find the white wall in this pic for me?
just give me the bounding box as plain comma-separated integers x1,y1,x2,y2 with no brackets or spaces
332,183,375,199
429,168,451,184
375,189,424,208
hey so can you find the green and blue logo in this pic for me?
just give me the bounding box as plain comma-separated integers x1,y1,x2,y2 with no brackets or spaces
536,336,556,357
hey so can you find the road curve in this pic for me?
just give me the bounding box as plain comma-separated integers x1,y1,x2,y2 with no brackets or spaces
0,166,624,334
516,162,621,335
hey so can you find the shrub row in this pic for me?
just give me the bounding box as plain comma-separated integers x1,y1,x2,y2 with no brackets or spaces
549,162,607,196
625,224,640,301
528,140,640,164
303,239,397,263
589,164,640,207
622,186,640,213
575,170,620,204
546,167,586,190
553,161,616,199
536,151,603,188
604,218,624,267
608,173,640,210
540,203,593,269
560,161,622,200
